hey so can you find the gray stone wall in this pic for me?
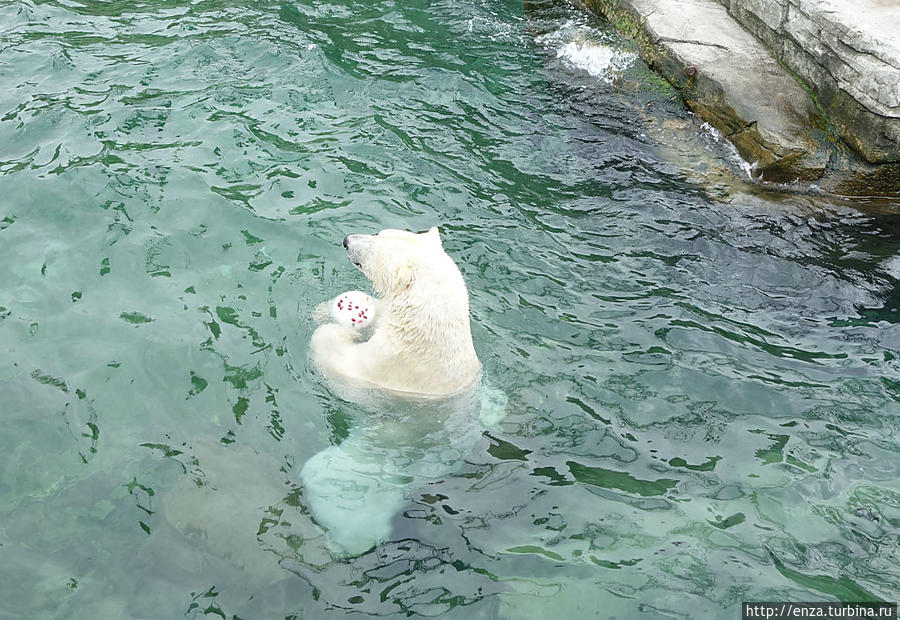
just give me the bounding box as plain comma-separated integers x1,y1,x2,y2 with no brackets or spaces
717,0,900,163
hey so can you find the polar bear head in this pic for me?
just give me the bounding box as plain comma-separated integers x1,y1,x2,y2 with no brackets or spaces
343,227,465,301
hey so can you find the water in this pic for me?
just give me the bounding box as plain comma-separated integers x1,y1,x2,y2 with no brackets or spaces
1,0,899,617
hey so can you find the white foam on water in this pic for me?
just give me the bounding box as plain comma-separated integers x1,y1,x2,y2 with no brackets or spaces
557,40,624,78
536,20,635,83
881,254,900,280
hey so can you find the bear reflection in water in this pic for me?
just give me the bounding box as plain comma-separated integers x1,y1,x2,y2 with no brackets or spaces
300,383,506,556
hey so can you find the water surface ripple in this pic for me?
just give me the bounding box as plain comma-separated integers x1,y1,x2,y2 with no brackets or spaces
1,0,898,618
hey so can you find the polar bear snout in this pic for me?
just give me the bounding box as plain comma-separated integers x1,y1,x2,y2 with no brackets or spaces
343,234,372,271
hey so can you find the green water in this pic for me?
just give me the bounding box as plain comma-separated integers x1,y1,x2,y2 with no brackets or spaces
1,0,899,617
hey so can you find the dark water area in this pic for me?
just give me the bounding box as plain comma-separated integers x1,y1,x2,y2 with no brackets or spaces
1,0,898,617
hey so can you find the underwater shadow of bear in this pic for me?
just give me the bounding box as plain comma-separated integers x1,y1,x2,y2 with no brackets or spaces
299,384,506,557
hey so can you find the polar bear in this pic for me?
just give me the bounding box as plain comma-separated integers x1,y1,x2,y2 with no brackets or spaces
302,227,503,557
310,226,481,397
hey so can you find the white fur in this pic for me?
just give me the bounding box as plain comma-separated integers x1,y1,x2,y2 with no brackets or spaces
311,227,481,396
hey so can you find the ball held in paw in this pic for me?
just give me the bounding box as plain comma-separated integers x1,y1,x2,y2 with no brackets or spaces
331,291,374,328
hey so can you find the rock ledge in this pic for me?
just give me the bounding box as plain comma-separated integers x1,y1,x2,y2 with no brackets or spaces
583,0,900,195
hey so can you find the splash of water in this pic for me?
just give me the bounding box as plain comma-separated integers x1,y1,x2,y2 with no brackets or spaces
536,19,636,82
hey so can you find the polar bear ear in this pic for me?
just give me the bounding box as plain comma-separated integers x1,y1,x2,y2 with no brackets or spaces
425,226,442,248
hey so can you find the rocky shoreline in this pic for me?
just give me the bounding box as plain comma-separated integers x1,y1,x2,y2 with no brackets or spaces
581,0,900,196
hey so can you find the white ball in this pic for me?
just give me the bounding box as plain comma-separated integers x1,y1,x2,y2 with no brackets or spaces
331,291,375,328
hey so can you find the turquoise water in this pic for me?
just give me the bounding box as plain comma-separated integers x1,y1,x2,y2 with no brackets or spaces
1,0,899,617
